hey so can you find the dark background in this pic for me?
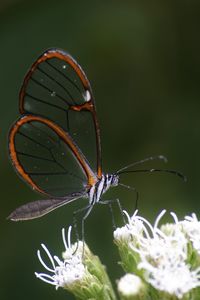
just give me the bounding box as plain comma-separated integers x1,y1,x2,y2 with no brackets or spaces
1,0,200,299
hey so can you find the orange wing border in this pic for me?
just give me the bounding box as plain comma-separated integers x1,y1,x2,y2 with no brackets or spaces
19,48,102,178
9,115,98,196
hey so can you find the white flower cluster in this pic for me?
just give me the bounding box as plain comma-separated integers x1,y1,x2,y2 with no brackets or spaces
35,225,116,300
35,210,200,299
114,210,200,299
35,226,86,289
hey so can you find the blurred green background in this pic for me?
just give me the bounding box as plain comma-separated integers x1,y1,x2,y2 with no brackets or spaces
1,0,200,299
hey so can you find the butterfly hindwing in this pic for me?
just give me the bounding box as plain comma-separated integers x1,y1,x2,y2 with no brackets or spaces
9,115,97,197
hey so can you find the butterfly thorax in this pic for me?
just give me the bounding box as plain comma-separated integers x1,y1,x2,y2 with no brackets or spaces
88,174,119,205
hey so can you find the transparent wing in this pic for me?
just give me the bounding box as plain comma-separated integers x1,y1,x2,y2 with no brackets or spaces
19,48,102,177
7,192,85,221
9,115,97,198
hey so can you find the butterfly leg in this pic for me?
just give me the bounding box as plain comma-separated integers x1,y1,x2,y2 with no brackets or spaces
98,198,125,228
72,203,94,255
118,182,139,211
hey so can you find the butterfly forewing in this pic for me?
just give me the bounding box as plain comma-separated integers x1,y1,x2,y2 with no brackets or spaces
9,115,97,198
19,49,102,177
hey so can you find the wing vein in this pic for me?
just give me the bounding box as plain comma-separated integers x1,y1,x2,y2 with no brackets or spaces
37,65,76,104
30,77,69,105
46,60,83,95
25,92,68,112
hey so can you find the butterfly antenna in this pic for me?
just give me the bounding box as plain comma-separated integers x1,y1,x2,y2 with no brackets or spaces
116,155,167,174
118,168,187,182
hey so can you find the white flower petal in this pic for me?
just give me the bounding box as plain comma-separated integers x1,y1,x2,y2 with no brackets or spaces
118,273,144,297
35,226,86,289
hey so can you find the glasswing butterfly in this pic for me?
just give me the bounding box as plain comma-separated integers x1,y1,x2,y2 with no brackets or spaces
8,48,184,222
